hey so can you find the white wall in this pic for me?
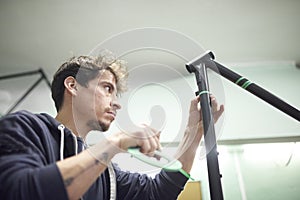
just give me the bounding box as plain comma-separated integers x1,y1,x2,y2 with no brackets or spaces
88,62,300,144
1,63,299,199
1,62,298,140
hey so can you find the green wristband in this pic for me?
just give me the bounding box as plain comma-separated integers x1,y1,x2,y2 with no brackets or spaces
179,168,195,180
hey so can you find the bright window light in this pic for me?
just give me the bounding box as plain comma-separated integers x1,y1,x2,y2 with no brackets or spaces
243,142,298,166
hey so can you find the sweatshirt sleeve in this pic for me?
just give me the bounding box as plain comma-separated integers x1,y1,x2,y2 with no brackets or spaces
114,164,188,200
0,154,68,200
0,112,68,200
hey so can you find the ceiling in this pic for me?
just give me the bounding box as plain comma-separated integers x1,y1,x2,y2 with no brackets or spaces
0,0,300,79
0,0,299,141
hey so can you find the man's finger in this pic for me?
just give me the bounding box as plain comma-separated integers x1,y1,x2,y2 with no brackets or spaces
189,96,200,112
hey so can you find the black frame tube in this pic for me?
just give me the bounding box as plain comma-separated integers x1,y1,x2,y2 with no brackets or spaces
187,50,300,122
187,55,224,200
5,77,43,115
0,68,51,115
210,60,300,122
186,50,300,200
196,64,224,200
0,69,41,80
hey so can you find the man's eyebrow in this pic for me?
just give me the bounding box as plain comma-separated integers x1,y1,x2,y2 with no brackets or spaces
101,81,116,91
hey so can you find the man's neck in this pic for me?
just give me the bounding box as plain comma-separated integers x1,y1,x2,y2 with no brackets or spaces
55,109,89,139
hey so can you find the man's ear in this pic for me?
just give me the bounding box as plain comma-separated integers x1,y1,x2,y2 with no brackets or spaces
64,76,78,96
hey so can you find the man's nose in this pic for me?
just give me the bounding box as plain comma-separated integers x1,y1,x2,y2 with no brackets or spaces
111,100,121,110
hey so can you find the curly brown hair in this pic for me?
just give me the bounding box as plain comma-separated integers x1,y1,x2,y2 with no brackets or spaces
51,51,128,112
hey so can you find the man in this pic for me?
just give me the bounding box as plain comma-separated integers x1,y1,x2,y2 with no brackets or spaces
0,52,224,200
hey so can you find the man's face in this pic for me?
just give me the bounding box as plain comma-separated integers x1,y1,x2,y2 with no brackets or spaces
73,70,121,132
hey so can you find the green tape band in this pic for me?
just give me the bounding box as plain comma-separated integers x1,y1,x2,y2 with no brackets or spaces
127,147,182,172
198,90,210,96
128,148,194,180
235,77,246,85
241,80,252,89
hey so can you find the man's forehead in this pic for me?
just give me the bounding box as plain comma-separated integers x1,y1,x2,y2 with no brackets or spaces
97,70,117,84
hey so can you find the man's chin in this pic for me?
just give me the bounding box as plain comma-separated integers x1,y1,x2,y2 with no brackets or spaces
87,120,110,132
99,124,110,132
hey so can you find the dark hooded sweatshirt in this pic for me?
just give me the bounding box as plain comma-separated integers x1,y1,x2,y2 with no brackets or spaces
0,110,187,200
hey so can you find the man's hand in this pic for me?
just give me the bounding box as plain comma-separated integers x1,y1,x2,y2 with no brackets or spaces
115,125,162,156
176,94,224,173
187,94,224,129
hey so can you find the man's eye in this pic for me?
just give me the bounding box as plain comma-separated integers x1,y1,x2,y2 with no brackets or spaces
104,85,112,92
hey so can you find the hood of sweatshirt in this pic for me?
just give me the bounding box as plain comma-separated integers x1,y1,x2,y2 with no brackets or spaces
0,110,83,162
0,110,118,200
38,112,85,160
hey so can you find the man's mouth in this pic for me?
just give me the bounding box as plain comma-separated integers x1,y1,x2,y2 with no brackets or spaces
106,111,116,120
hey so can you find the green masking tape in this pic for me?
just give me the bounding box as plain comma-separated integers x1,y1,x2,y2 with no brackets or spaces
235,77,252,89
235,77,246,85
241,80,252,89
127,147,193,179
198,90,210,96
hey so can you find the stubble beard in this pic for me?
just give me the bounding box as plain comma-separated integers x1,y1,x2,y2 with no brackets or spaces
87,120,110,132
